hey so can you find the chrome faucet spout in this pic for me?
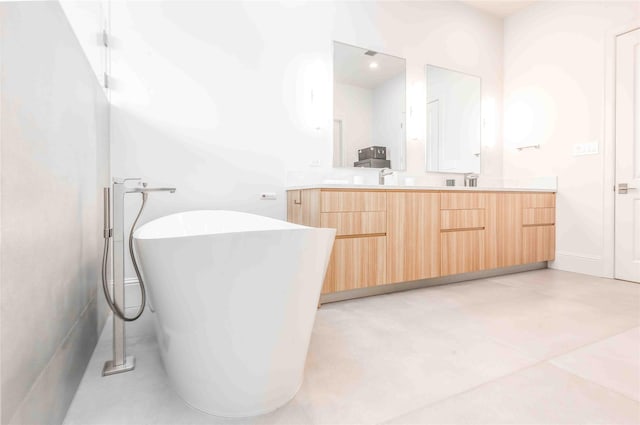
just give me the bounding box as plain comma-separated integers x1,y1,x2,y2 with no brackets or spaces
464,173,479,187
379,168,394,185
127,187,176,194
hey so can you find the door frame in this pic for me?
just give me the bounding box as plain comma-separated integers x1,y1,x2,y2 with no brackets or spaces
603,21,640,279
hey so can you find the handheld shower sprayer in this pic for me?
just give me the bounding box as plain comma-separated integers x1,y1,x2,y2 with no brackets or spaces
101,180,176,322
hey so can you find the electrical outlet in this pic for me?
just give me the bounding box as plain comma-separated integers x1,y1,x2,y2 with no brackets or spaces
260,193,277,200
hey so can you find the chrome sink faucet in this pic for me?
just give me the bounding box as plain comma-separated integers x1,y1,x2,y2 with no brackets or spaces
379,168,394,185
464,173,479,187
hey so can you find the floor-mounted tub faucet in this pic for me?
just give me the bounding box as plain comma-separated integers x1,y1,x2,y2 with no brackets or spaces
101,178,175,376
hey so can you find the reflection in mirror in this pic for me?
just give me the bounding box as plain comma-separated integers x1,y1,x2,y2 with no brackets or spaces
425,65,481,173
333,41,406,170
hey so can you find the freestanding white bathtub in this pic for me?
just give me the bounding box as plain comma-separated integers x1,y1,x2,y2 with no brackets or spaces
132,210,335,417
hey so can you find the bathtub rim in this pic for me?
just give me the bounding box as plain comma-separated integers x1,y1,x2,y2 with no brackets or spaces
133,209,330,241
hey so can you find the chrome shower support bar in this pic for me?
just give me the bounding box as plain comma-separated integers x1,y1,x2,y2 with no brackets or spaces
101,178,175,377
102,180,138,376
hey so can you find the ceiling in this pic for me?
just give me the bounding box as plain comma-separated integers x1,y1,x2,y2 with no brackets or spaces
459,0,539,17
333,42,405,90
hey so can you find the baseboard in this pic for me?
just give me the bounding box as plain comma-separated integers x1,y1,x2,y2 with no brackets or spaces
8,297,99,425
550,251,604,277
320,262,547,304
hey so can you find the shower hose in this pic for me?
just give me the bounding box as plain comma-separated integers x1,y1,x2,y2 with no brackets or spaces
101,192,148,322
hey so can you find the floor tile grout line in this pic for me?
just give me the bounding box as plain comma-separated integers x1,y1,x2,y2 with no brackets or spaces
549,360,640,405
298,273,640,425
332,272,636,323
376,354,639,425
376,358,555,425
476,321,640,368
376,323,640,425
485,277,640,314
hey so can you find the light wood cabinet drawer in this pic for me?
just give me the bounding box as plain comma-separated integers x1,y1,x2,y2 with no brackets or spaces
441,192,486,210
441,229,486,276
320,212,386,236
522,225,555,263
287,189,320,227
523,207,555,225
522,193,555,208
386,192,440,283
287,190,303,224
322,236,386,294
321,191,387,212
441,209,485,230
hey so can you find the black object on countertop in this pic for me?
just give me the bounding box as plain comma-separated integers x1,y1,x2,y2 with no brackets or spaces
354,158,392,168
358,146,387,161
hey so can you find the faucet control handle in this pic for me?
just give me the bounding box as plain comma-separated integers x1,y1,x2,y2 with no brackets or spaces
113,177,142,184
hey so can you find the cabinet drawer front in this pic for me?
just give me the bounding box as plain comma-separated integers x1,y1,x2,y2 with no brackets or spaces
441,192,486,210
522,225,555,263
523,207,555,225
287,191,303,224
286,189,320,227
322,236,386,294
522,193,555,208
320,212,386,236
441,209,485,230
321,191,387,212
441,229,486,276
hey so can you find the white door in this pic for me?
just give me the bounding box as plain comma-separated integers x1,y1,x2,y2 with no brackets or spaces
615,28,640,282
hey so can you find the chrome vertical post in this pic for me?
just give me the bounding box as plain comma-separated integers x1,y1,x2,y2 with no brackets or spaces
102,179,136,376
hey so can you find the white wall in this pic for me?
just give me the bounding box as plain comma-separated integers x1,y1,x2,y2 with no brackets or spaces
59,0,109,93
110,1,503,281
503,1,640,276
0,2,109,424
333,82,373,166
372,73,405,169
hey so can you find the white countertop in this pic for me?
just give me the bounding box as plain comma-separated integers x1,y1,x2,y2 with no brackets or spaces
286,184,556,193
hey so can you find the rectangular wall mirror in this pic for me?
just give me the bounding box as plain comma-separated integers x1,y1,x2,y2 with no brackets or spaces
333,41,406,170
425,65,481,173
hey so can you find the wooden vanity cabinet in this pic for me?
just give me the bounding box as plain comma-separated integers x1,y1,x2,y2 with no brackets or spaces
486,192,556,268
386,192,440,283
440,193,487,276
486,193,523,269
287,189,320,227
323,236,386,293
287,189,388,294
521,193,556,263
286,188,556,297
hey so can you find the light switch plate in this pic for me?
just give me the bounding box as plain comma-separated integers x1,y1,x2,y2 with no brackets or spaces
573,142,599,156
260,192,277,200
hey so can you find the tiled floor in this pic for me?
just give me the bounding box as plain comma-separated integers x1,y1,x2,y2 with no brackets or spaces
64,269,640,424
